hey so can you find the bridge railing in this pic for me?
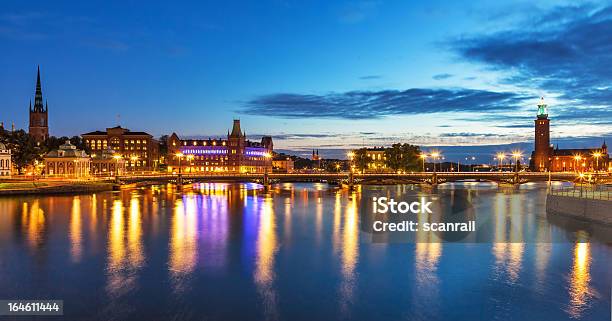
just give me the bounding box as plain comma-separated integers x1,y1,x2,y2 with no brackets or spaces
550,185,612,201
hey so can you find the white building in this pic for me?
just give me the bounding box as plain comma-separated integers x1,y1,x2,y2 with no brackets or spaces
0,142,11,176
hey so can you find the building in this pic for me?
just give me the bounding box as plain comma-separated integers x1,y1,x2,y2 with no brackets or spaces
0,142,11,176
167,119,273,174
273,157,294,173
365,147,388,172
530,97,609,172
29,66,49,143
44,141,91,177
82,126,160,172
91,148,127,176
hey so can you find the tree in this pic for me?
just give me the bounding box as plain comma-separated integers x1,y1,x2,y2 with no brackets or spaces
384,143,421,172
353,148,370,174
1,129,42,174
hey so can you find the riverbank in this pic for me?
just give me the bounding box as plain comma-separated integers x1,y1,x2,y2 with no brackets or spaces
0,181,115,196
546,193,612,225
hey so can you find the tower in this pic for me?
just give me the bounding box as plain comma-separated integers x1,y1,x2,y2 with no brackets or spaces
533,97,550,171
29,66,49,143
228,119,246,172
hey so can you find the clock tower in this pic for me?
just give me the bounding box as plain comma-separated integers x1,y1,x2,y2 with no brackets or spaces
533,97,550,171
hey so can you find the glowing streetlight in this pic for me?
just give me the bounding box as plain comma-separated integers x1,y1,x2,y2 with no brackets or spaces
592,152,602,171
430,151,441,173
511,151,523,172
112,154,122,177
573,154,582,172
496,153,506,171
419,153,427,172
175,152,184,176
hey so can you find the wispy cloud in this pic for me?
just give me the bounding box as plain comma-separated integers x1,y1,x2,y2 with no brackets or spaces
432,73,453,80
242,88,531,119
359,75,382,80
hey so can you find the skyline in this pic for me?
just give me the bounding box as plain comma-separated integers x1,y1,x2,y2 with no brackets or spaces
1,1,611,160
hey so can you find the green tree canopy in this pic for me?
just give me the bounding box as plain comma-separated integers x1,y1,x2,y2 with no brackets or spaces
384,143,421,172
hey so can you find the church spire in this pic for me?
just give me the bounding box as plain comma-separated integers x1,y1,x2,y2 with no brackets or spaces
33,66,44,112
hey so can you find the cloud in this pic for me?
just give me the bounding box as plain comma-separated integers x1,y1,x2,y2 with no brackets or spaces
450,4,612,109
359,75,382,80
432,73,453,80
242,88,530,119
439,132,506,138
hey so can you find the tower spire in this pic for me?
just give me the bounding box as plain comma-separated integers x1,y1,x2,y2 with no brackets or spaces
33,65,44,112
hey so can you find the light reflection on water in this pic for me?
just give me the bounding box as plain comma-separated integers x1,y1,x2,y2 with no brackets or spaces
0,182,609,321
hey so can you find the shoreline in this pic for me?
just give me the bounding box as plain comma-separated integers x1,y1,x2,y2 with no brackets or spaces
0,181,115,196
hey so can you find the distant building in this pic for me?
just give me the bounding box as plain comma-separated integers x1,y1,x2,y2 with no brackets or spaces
530,97,609,172
365,147,388,172
91,148,127,176
44,141,91,177
273,157,294,173
0,142,12,176
28,66,49,143
167,119,273,173
82,126,160,172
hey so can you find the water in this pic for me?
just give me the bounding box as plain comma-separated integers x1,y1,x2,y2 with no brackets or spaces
0,182,609,321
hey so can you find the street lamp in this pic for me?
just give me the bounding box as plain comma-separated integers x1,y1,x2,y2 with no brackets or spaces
430,151,440,173
592,152,602,172
175,152,184,176
511,151,523,172
112,154,122,178
419,154,427,172
496,153,506,171
573,155,582,173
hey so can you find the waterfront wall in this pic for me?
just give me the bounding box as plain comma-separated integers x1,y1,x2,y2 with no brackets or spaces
546,194,612,225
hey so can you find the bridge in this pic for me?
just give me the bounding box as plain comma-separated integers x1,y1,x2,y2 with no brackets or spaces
113,171,611,188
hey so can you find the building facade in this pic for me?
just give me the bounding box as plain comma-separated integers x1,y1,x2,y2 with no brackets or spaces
365,147,388,172
0,142,11,176
29,66,49,143
91,148,127,176
272,158,294,173
530,98,610,172
167,120,273,174
82,126,159,172
44,141,91,177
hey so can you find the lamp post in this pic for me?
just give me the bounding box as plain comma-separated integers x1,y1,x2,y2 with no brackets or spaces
430,151,440,174
420,154,427,172
175,152,184,176
592,152,602,172
573,155,582,173
112,154,122,181
497,153,505,171
512,151,522,172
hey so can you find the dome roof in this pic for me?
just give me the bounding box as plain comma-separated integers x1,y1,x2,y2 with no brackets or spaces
0,142,6,150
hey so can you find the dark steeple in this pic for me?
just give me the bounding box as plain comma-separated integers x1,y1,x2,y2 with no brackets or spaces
33,66,45,112
230,119,243,137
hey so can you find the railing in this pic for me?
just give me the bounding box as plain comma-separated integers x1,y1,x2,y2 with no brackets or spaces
550,185,612,201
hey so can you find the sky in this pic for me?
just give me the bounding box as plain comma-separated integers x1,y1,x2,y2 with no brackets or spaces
1,0,610,161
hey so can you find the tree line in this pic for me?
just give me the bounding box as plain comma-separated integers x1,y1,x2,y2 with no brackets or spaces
352,143,422,173
0,128,88,174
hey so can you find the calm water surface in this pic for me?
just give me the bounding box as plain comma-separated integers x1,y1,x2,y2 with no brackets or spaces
0,182,610,321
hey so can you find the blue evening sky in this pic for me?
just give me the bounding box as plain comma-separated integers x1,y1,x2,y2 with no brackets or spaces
1,0,610,160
